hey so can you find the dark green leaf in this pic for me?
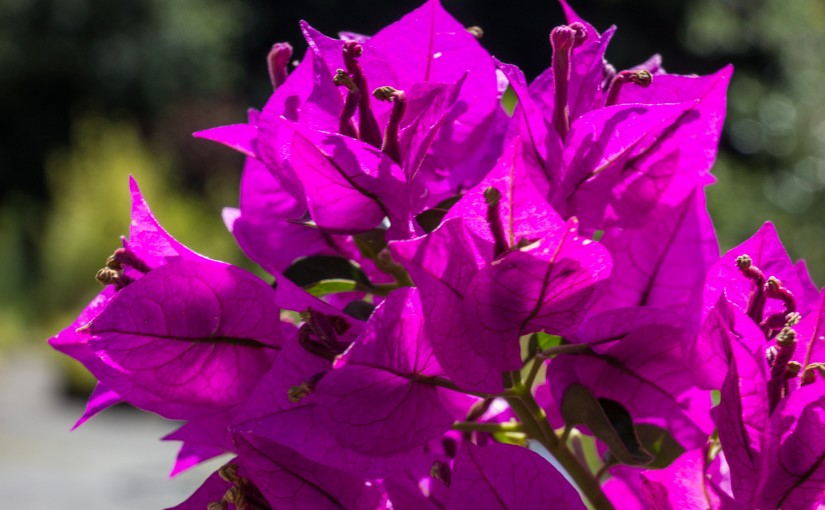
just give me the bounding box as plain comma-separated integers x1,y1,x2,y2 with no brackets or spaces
353,229,388,260
343,300,376,321
561,384,653,466
284,255,372,288
414,195,463,233
634,424,686,469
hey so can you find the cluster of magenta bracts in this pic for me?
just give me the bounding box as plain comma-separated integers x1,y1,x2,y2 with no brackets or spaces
50,1,825,509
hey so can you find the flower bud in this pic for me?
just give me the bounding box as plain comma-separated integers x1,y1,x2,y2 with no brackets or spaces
267,42,293,90
96,267,120,285
372,86,407,162
342,40,381,148
298,309,353,361
604,69,653,106
484,187,509,258
219,463,241,483
785,361,802,379
105,255,123,271
466,26,484,39
288,371,326,403
549,22,587,137
801,368,817,385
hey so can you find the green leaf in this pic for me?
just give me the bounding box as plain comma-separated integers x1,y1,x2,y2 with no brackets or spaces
561,384,653,466
536,332,562,351
415,208,449,233
634,424,686,469
284,255,372,288
304,279,359,297
414,195,462,233
353,229,388,260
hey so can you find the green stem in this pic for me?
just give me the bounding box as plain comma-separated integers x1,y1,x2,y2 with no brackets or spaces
504,373,614,510
374,250,414,288
452,421,525,433
538,343,593,359
560,424,573,444
418,375,512,400
594,459,616,482
523,355,545,390
357,282,398,297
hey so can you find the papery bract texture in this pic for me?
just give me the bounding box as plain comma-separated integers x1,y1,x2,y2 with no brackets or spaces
224,156,358,274
390,218,501,393
592,189,718,330
306,0,507,202
640,448,721,510
756,385,825,510
690,293,765,390
87,259,284,419
233,322,438,478
446,443,586,510
234,435,385,510
712,325,769,505
316,287,471,456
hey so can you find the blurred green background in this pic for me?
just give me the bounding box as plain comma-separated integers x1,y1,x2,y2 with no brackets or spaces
2,0,824,367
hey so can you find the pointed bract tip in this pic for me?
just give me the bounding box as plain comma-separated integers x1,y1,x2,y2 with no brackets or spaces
759,220,778,234
299,20,326,47
128,175,140,195
558,0,586,27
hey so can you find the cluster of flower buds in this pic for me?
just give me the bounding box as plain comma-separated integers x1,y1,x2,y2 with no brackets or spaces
50,1,825,509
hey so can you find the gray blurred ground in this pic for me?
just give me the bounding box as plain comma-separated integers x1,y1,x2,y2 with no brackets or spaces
0,349,227,510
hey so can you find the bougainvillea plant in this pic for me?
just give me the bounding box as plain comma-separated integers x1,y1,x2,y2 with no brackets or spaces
50,1,825,509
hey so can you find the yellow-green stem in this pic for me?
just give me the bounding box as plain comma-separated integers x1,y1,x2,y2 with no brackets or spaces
452,421,525,433
504,374,614,510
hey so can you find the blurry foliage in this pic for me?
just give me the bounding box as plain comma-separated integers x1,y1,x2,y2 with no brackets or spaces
684,0,825,282
13,115,244,349
0,0,251,349
31,115,248,388
41,115,244,310
0,0,249,201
